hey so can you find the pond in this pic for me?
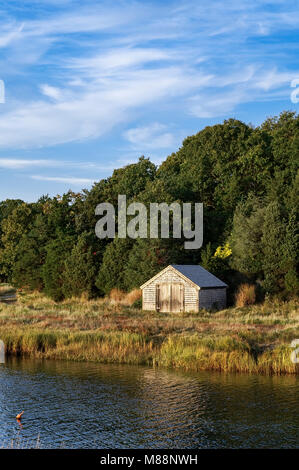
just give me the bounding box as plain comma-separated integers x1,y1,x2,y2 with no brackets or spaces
0,358,298,448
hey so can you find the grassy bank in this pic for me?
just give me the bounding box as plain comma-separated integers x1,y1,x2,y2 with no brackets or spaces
0,287,298,374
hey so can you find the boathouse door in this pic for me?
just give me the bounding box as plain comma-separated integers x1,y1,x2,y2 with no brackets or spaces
156,283,184,313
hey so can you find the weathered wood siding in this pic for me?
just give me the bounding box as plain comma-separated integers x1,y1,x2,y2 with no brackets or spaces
142,268,198,312
199,288,226,310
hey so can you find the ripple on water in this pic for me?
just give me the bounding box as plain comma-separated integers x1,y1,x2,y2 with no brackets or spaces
0,359,298,448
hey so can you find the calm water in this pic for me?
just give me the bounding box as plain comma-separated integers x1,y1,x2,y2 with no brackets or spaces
0,358,298,448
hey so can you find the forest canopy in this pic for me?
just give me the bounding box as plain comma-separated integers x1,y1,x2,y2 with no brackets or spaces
0,111,298,302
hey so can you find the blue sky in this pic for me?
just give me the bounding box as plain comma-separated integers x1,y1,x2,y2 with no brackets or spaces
0,0,298,201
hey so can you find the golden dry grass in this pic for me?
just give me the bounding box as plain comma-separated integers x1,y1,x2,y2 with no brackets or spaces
109,288,125,303
123,288,141,305
109,288,141,306
0,287,298,374
235,283,256,307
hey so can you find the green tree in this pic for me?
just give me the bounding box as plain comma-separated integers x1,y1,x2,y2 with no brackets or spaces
0,111,298,299
12,233,44,290
62,232,96,298
282,210,299,295
229,194,265,277
0,203,34,281
96,238,133,295
261,201,287,294
42,235,74,301
124,238,178,291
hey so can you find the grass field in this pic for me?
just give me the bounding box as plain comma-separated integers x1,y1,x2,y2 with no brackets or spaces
0,286,298,374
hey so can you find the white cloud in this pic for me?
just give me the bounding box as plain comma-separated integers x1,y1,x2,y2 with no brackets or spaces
124,123,177,149
189,90,246,118
0,158,61,169
0,158,117,172
16,5,141,38
188,66,299,117
40,84,63,101
31,175,95,185
254,69,295,91
0,0,298,152
0,23,24,48
68,48,173,75
0,65,212,148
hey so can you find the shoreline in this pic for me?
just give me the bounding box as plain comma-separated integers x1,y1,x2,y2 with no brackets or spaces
0,291,298,375
1,327,298,375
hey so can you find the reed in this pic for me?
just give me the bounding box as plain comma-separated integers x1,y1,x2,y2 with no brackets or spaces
156,334,297,374
0,329,155,364
0,288,297,374
235,283,256,307
109,288,126,303
109,288,142,306
123,288,142,306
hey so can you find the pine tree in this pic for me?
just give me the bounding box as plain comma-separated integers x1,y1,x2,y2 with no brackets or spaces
96,238,133,295
282,210,298,296
124,238,174,291
62,232,96,298
229,194,265,276
12,233,44,290
261,201,286,294
42,235,74,301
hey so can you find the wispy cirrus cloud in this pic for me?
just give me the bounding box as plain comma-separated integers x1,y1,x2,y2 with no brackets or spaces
189,91,247,118
124,123,178,150
0,23,24,48
30,175,95,185
0,1,297,149
0,158,115,171
0,158,61,169
0,65,212,148
40,84,63,101
0,0,298,200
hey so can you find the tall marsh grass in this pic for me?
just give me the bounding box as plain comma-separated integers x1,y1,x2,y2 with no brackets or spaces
0,289,297,374
156,334,297,374
0,327,297,374
0,329,155,365
235,284,256,307
109,288,141,306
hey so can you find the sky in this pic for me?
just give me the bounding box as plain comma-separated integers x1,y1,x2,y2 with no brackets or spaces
0,0,298,202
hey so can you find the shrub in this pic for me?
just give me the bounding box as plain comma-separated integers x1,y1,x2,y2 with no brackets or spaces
124,289,141,306
132,298,142,309
235,283,256,307
109,288,142,306
109,288,126,303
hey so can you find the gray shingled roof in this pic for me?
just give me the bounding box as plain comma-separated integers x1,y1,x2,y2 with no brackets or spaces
171,265,228,288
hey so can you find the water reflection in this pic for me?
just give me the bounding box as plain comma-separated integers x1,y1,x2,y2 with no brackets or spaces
0,358,298,448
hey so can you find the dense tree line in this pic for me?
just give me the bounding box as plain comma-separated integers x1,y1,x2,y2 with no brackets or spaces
0,111,298,302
